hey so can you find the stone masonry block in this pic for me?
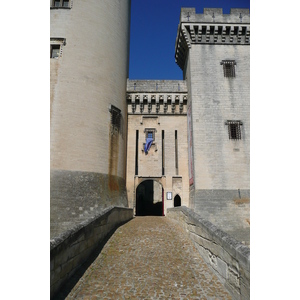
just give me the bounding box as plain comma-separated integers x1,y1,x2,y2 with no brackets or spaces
190,231,225,259
235,244,250,270
216,256,228,279
50,258,54,271
67,241,82,260
54,248,69,267
51,265,61,283
167,207,249,300
60,260,75,279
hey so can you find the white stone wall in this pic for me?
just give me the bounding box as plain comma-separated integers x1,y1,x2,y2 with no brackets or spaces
50,0,131,237
50,0,130,176
186,44,250,190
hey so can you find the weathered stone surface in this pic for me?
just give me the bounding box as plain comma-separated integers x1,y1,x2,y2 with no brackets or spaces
126,105,190,215
167,206,250,299
194,189,250,245
63,217,232,299
50,0,131,241
50,170,128,239
50,207,133,299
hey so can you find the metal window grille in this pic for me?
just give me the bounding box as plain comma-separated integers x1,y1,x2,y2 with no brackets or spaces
144,128,156,141
63,0,69,7
221,60,236,77
109,105,121,131
51,0,70,8
225,120,242,140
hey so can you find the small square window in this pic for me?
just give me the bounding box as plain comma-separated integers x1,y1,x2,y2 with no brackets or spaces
63,0,69,7
54,0,60,7
226,121,242,140
144,128,156,153
221,60,236,77
147,131,153,139
144,128,156,141
51,45,60,58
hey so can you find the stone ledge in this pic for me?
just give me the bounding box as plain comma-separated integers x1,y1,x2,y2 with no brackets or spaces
51,206,115,249
167,206,250,300
50,206,133,299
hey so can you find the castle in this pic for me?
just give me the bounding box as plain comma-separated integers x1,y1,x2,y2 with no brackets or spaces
50,1,250,246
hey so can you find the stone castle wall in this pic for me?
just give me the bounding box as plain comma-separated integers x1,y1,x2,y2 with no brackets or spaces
187,42,250,245
176,8,250,244
50,0,131,238
126,80,190,215
50,4,250,246
126,114,190,214
187,44,250,190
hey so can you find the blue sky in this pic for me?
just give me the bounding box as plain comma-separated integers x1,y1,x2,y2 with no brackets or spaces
129,0,250,80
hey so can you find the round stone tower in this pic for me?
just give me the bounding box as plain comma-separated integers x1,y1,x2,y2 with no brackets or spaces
50,0,131,238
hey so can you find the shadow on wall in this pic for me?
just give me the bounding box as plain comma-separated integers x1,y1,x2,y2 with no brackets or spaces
53,225,119,299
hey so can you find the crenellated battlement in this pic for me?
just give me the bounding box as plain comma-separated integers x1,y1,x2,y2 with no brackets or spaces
127,79,187,93
179,8,250,23
175,8,250,70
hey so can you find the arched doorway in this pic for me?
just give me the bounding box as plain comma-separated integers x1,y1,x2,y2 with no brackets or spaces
174,194,181,207
136,180,163,216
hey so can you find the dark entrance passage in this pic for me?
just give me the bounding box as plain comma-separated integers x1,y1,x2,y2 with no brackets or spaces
136,180,163,216
174,194,181,207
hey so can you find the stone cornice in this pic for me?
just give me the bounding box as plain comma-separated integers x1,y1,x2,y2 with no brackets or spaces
127,92,188,115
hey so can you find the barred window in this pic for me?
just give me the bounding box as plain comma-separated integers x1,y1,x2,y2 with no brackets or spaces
225,120,242,140
221,60,236,77
51,0,70,8
109,105,121,131
144,128,156,141
147,131,153,139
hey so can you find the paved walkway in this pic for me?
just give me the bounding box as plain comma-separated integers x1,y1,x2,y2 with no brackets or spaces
65,216,232,299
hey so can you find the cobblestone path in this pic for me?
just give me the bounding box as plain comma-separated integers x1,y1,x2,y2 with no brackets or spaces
65,216,232,299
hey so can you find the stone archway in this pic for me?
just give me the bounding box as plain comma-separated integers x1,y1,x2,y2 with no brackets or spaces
174,194,181,207
136,180,163,216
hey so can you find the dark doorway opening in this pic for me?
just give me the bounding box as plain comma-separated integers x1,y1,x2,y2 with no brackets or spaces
136,180,163,216
174,194,181,207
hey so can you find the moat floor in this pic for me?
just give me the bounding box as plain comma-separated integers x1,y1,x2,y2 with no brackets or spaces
64,216,232,299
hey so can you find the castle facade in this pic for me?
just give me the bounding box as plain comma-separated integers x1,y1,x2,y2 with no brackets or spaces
50,2,250,245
